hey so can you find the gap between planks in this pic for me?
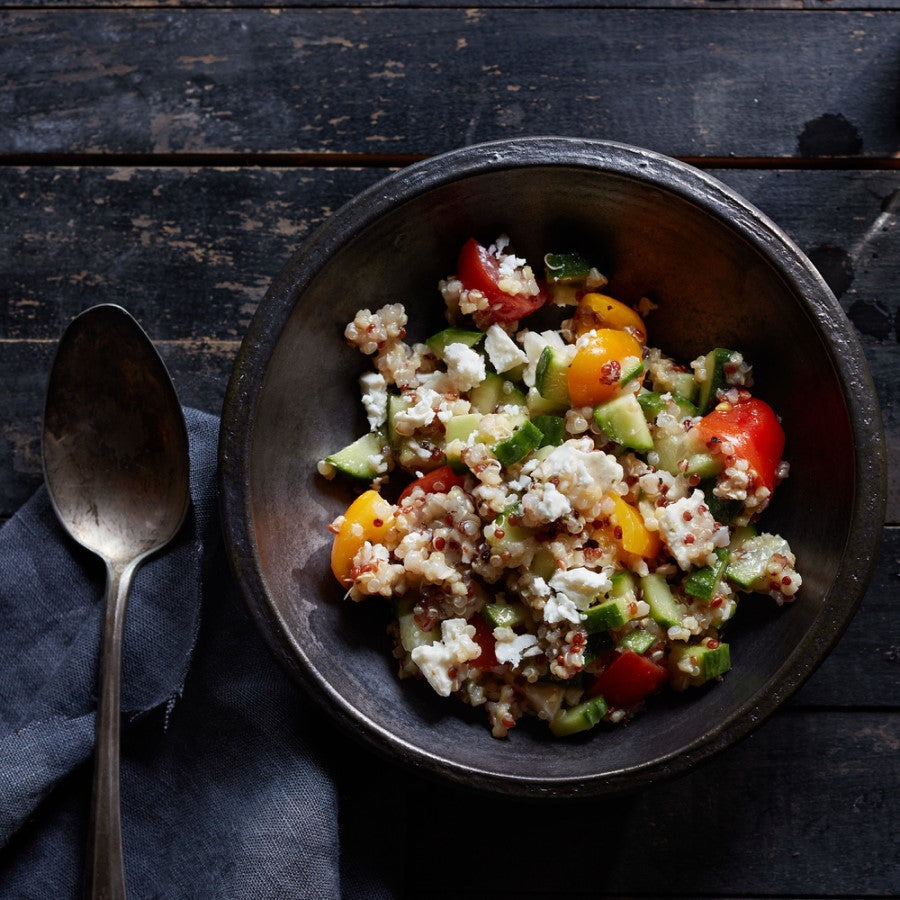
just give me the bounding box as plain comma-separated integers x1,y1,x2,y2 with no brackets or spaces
0,152,899,171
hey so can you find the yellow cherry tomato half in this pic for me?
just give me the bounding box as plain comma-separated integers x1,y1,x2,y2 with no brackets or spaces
330,490,395,586
567,328,645,407
607,493,662,559
573,293,647,344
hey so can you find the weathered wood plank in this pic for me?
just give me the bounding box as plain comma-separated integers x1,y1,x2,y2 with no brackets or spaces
3,165,894,513
7,1,900,10
1,10,898,159
385,709,899,897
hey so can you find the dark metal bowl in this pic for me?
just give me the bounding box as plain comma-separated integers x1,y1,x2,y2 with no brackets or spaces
219,138,886,798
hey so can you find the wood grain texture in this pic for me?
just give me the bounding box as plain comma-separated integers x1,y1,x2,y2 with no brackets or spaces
7,1,900,9
386,710,900,897
1,10,899,159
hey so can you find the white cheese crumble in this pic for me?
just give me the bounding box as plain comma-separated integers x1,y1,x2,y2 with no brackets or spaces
359,372,388,429
393,387,440,433
410,618,482,697
443,342,487,392
655,489,730,570
492,626,542,668
484,324,528,373
543,594,582,625
548,567,612,610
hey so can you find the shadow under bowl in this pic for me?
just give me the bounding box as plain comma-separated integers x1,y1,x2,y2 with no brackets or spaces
219,137,885,798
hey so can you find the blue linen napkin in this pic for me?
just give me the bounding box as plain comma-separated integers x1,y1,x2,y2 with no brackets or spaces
0,408,400,899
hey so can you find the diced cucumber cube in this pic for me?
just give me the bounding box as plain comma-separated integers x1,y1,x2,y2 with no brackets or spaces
697,348,736,414
544,251,592,284
530,549,557,581
583,631,615,666
469,372,527,414
684,548,730,600
549,695,608,737
483,602,528,629
583,595,633,633
531,415,565,448
620,629,656,655
426,327,484,359
593,393,653,452
325,430,387,481
494,421,543,467
726,533,793,592
700,478,743,525
526,387,566,417
535,346,571,406
653,428,723,479
640,573,686,628
396,598,440,653
669,642,731,684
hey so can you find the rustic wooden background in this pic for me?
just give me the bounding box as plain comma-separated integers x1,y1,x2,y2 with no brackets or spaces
1,3,897,897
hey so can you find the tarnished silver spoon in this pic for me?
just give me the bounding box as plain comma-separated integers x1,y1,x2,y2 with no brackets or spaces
42,304,190,900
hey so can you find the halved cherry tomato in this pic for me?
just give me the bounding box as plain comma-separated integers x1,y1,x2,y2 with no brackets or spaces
398,465,466,503
573,293,648,343
606,493,661,559
457,238,548,323
695,397,784,492
330,490,395,586
468,613,498,669
589,649,668,707
567,328,645,407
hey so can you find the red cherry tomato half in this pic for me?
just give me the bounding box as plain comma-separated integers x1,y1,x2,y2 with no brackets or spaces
590,649,668,708
456,238,548,323
398,465,466,503
468,613,498,669
696,397,785,492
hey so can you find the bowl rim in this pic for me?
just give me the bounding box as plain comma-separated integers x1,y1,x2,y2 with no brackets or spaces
218,136,886,798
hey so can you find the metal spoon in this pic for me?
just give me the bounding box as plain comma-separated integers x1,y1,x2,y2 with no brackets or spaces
42,304,190,900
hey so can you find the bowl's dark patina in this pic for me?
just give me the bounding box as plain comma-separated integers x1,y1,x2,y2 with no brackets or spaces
219,138,885,798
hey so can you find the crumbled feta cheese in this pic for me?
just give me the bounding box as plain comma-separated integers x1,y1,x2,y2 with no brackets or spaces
393,387,440,434
521,481,572,525
410,618,482,697
493,627,542,668
655,489,729,570
484,324,528,373
543,594,582,625
443,342,487,392
549,567,612,609
359,372,388,429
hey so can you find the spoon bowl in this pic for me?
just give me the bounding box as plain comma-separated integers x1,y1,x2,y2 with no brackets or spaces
43,304,190,899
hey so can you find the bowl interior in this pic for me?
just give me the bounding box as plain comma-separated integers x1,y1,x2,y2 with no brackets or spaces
242,161,855,792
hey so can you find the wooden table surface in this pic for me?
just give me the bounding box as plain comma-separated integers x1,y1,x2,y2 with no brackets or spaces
1,3,897,897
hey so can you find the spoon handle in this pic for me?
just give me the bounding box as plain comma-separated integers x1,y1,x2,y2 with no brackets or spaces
87,561,135,900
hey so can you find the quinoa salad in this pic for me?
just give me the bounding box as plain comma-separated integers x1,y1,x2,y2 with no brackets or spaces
318,236,802,739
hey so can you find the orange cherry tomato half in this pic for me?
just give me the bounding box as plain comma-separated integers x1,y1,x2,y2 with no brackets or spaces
695,397,784,492
607,493,662,559
330,490,395,586
567,328,645,407
457,238,548,323
573,293,648,343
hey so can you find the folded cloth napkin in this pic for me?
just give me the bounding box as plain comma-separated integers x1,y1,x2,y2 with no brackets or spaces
0,408,400,899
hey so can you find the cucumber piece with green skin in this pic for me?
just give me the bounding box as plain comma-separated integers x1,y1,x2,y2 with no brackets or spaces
667,370,699,403
549,695,608,737
726,532,793,591
529,549,557,581
669,641,731,684
443,413,483,472
325,429,387,480
619,355,645,385
426,327,484,359
640,572,686,628
684,547,731,600
531,415,565,448
395,598,439,652
544,251,592,284
620,629,656,655
699,478,743,525
486,503,534,554
386,393,445,472
593,392,654,452
697,348,737,414
526,387,566,417
653,427,723,479
482,601,528,629
535,346,571,406
638,391,698,422
583,631,615,666
494,421,543,467
582,572,640,634
469,372,527,414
